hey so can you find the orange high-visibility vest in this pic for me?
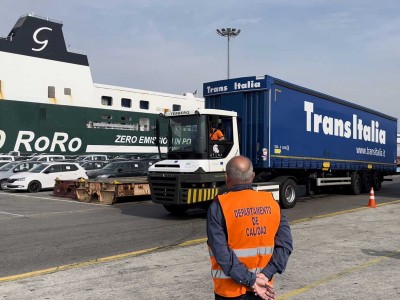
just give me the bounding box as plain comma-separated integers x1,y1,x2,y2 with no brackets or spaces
209,129,224,140
209,190,281,298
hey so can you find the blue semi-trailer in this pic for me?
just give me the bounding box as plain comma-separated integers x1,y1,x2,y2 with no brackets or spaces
148,75,397,214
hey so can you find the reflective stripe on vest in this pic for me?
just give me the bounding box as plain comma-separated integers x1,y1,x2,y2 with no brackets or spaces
211,268,263,279
209,246,274,258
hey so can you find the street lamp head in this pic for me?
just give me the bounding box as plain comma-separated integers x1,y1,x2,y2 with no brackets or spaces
216,27,241,79
217,27,241,38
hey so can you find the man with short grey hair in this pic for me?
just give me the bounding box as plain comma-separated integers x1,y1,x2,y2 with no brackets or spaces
207,156,293,300
225,156,254,182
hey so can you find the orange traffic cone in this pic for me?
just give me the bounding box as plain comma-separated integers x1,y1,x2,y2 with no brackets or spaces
367,187,376,208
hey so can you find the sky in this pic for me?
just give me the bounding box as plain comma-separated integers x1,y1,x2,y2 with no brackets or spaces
1,0,399,129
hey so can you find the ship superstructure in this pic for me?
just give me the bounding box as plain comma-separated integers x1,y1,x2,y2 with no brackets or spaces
0,14,203,155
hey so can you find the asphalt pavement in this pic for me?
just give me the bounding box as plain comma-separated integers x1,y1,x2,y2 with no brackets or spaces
1,198,399,299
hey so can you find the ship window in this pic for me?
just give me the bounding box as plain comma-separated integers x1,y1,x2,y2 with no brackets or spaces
101,96,113,106
121,116,132,121
48,86,55,98
121,98,132,108
139,118,150,131
172,104,181,111
101,115,113,120
140,100,149,110
64,88,71,96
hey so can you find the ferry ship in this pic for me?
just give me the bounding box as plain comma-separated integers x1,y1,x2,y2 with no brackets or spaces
0,14,204,156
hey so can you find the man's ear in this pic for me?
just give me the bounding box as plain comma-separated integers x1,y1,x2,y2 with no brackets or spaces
251,172,255,181
225,174,231,187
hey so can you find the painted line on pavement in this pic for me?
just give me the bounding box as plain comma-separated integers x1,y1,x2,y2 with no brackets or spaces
277,247,400,300
0,211,25,217
0,247,160,283
290,199,400,225
1,199,399,283
278,199,400,299
0,191,108,206
26,207,110,218
0,239,208,283
0,207,108,219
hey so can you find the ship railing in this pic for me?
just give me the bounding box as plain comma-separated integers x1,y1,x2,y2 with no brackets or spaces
23,13,63,24
88,122,139,130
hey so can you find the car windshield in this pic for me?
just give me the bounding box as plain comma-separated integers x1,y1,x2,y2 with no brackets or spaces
0,161,19,171
102,163,121,171
147,154,166,160
29,157,43,161
75,156,88,161
114,154,139,159
29,164,48,173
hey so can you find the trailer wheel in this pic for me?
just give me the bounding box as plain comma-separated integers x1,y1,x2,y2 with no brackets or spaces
279,179,297,209
163,204,188,216
371,172,381,191
361,172,372,193
350,173,361,195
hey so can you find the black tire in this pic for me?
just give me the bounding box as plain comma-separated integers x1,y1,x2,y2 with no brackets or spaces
350,173,361,195
279,179,297,209
361,172,372,193
27,181,42,193
0,179,7,190
371,172,381,191
163,204,188,216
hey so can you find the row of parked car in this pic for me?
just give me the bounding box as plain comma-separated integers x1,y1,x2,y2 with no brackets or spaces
0,153,166,193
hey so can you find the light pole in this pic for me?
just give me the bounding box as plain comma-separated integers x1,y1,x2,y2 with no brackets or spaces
216,28,241,79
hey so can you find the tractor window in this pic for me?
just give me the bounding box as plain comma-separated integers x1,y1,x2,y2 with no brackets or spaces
208,116,234,159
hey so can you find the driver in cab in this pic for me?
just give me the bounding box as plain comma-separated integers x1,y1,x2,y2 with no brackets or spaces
209,125,225,141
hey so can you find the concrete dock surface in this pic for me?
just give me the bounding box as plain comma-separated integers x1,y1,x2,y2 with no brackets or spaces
1,202,399,300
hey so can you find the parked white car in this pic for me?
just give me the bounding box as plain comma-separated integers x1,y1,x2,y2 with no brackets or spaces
7,162,88,192
0,161,42,190
29,154,65,162
75,154,110,161
0,155,15,161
